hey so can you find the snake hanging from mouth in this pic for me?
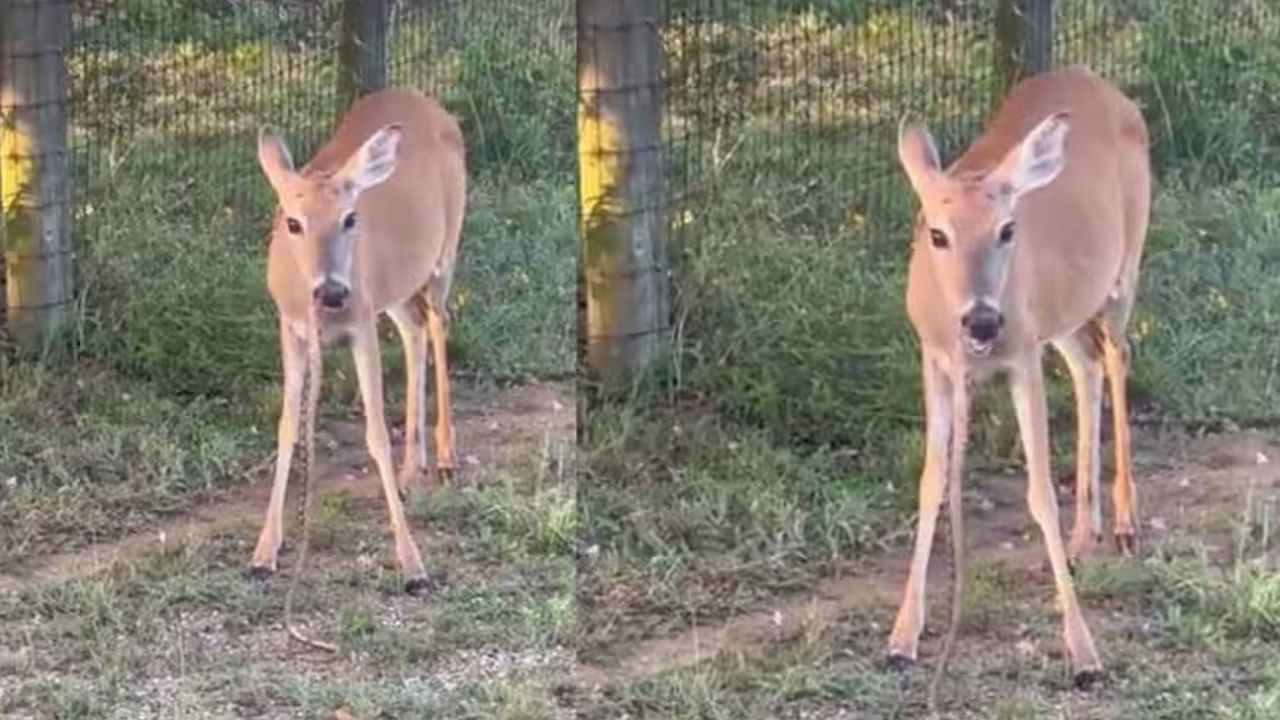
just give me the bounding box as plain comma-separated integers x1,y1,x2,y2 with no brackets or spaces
284,301,339,654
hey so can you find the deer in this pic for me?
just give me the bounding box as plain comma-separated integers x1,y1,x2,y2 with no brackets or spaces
247,88,466,604
885,65,1150,698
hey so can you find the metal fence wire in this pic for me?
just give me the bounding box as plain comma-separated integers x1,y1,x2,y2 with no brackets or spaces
3,0,573,382
660,0,1280,252
66,0,571,244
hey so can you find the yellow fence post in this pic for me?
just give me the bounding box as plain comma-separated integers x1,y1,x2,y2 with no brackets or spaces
1,0,74,359
578,0,669,391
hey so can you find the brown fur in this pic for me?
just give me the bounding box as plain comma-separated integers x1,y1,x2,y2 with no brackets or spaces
249,88,467,590
887,66,1150,685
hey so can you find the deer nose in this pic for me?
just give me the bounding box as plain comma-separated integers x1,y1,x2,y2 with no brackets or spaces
314,280,350,311
961,303,1003,344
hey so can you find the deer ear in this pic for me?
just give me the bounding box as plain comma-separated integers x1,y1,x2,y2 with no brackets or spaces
993,111,1070,200
897,113,942,197
257,126,295,195
339,123,402,194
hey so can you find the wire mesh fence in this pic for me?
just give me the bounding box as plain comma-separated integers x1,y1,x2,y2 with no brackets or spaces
660,0,1280,250
637,0,1280,442
3,0,574,390
67,0,573,228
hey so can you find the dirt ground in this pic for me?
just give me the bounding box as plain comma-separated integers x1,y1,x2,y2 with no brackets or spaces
576,426,1280,718
4,382,1279,717
0,380,576,719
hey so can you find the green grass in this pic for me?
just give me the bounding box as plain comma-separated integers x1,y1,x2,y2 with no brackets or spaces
0,420,575,718
0,364,260,570
579,495,1280,718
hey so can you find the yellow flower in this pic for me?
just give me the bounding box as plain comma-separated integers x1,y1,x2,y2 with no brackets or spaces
1209,288,1229,311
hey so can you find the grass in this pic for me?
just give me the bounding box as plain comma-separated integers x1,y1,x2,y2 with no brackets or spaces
0,364,260,570
0,377,576,717
0,478,575,718
580,464,1280,718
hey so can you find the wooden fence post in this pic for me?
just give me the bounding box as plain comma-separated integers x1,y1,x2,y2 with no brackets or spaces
338,0,390,112
1,0,74,358
996,0,1054,90
578,0,669,390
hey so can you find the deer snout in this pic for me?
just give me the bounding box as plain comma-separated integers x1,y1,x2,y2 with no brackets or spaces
314,279,350,311
960,303,1003,348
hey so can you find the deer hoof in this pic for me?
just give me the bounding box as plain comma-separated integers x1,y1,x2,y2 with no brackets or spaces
405,577,433,596
1114,531,1137,557
247,566,273,583
884,653,915,672
1073,667,1105,691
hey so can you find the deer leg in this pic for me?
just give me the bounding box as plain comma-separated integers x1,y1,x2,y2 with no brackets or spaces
1054,329,1105,566
887,351,953,666
250,318,306,577
1010,350,1102,683
350,319,429,594
388,304,429,496
425,296,456,481
1102,327,1138,556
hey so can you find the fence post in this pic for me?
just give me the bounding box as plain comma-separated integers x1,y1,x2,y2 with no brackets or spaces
338,0,390,112
996,0,1054,90
578,0,669,390
1,0,74,359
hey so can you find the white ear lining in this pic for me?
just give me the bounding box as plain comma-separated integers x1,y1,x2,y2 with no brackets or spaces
897,114,944,198
256,126,296,194
1002,112,1070,199
341,124,403,194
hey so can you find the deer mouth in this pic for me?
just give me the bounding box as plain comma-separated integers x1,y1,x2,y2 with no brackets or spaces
964,335,996,357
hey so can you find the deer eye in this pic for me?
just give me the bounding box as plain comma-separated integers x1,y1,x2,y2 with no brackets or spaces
342,212,357,231
929,228,949,249
997,221,1016,245
285,217,303,235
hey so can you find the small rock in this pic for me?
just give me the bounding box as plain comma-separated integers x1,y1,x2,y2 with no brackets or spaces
999,541,1015,551
1257,451,1269,465
463,454,481,467
1149,516,1167,532
1178,477,1191,488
